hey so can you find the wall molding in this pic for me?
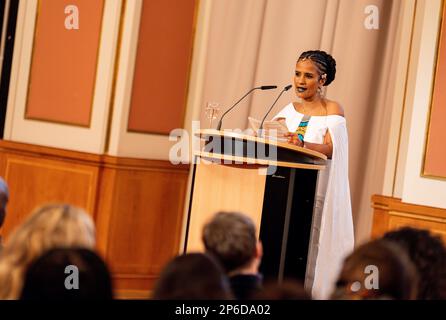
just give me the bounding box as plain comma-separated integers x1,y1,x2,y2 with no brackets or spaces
5,0,123,154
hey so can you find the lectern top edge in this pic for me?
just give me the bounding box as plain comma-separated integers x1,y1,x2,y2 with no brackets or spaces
195,129,327,160
194,151,326,170
195,129,327,161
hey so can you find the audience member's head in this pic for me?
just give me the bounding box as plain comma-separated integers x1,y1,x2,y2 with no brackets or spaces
0,203,95,299
202,212,262,275
253,279,311,300
383,227,446,299
0,177,9,229
331,239,418,300
152,253,232,300
20,247,112,300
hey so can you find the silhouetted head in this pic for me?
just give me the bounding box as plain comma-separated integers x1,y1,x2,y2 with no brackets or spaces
383,227,446,299
20,247,113,300
152,253,232,300
202,212,261,274
332,239,418,300
0,203,95,299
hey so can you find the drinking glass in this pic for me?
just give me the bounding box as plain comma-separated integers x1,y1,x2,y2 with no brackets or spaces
204,102,220,129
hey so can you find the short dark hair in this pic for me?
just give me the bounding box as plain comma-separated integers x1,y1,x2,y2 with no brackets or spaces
383,227,446,299
152,253,232,300
20,247,113,300
298,50,337,86
202,212,257,273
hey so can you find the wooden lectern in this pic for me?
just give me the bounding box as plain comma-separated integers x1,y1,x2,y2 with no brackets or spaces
184,129,327,282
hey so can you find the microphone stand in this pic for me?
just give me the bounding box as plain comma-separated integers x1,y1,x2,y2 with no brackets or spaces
216,86,277,130
259,84,292,137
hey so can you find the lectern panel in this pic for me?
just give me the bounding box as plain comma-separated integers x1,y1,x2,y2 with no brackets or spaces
184,131,326,287
185,161,267,252
259,167,318,283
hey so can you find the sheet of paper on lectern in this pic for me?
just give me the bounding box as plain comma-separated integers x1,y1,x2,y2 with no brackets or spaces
248,117,288,141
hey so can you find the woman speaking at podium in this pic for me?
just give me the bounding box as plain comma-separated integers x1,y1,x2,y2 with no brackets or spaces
273,50,354,299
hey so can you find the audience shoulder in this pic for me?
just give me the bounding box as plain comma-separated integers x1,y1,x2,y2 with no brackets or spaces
326,100,344,117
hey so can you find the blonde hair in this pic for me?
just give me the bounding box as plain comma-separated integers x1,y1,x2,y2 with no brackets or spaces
0,204,96,299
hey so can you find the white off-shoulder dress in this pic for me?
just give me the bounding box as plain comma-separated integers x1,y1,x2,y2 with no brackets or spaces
273,103,355,299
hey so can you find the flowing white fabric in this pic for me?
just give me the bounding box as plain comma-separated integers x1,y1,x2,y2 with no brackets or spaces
273,105,354,299
308,115,355,299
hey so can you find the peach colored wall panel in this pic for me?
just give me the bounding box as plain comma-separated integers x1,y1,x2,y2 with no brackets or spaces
424,4,446,177
127,0,197,134
25,0,104,126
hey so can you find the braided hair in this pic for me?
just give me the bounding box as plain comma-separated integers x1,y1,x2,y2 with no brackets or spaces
298,50,336,86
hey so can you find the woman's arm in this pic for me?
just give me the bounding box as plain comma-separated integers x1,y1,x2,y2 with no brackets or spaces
285,131,333,158
304,131,333,158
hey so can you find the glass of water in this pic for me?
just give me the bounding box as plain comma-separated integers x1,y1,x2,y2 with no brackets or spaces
204,102,220,129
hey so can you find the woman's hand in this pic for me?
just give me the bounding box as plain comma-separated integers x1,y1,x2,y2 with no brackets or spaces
284,132,304,147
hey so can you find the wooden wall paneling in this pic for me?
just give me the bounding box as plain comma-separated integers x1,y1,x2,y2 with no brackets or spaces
371,195,391,239
371,205,389,239
0,152,99,238
94,166,116,257
0,141,190,295
387,213,446,243
371,194,446,244
95,160,189,291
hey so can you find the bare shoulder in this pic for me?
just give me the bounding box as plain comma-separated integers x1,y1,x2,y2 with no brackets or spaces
325,100,345,117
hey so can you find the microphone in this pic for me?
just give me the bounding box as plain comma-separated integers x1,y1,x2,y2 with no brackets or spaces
216,85,277,130
259,84,292,137
260,85,277,90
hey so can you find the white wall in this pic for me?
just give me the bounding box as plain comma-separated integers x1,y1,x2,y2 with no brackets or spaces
395,0,446,208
